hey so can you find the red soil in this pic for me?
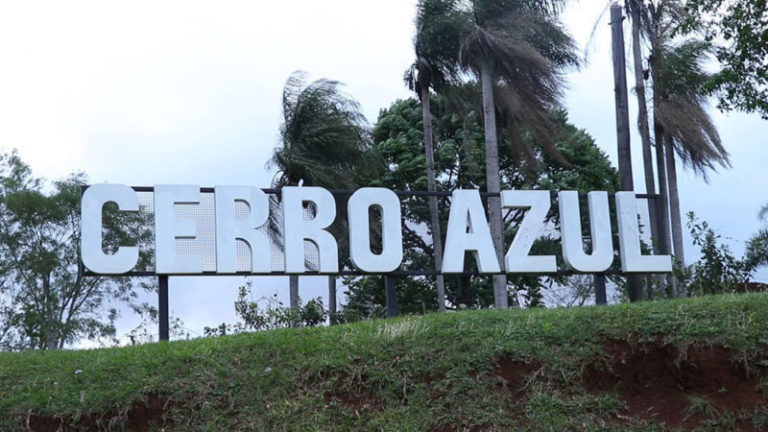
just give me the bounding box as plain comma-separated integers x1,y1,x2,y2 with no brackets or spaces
584,339,767,430
28,393,169,432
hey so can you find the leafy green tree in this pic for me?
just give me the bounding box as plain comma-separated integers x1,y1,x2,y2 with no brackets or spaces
404,64,446,311
0,151,153,350
268,71,380,313
683,0,768,118
414,0,579,308
345,95,619,311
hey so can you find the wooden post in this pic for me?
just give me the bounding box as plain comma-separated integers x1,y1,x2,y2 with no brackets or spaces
610,3,644,302
158,275,169,342
385,275,398,317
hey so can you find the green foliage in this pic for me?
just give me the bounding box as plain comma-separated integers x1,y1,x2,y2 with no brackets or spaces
744,208,768,271
342,275,436,320
745,227,768,271
0,151,154,350
268,71,383,270
270,71,380,190
349,95,620,311
676,213,755,296
204,283,328,336
683,0,768,118
3,293,768,430
653,34,729,177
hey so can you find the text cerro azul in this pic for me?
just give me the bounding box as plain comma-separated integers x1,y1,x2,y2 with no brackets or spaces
80,185,671,275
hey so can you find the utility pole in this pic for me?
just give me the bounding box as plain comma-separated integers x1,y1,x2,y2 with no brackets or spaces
610,3,644,302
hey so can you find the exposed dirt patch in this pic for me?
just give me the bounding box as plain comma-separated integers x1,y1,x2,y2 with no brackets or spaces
492,356,540,401
28,393,170,432
318,368,382,411
324,388,380,411
584,339,767,430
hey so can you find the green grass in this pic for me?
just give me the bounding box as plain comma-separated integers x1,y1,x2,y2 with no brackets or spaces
2,293,768,431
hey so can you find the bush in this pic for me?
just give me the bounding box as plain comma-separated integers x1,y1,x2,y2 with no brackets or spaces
676,213,755,296
204,283,328,337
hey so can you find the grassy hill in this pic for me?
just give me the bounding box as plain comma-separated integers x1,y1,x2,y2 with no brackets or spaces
2,293,768,431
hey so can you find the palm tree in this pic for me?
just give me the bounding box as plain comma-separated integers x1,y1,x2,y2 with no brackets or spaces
625,0,661,253
404,60,448,312
269,71,376,312
644,1,730,293
654,38,730,263
415,0,578,308
405,0,467,311
405,0,477,310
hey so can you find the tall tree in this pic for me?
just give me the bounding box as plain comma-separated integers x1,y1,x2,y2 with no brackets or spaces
414,0,579,308
354,95,619,313
644,1,730,293
626,0,660,252
269,72,377,312
404,59,447,311
0,151,153,350
407,0,476,311
655,38,730,269
683,0,768,118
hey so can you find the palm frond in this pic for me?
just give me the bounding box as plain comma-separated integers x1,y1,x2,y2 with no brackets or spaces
458,12,576,167
471,0,569,23
759,205,768,222
654,34,729,179
404,57,435,100
267,71,381,255
656,96,728,179
270,71,375,190
414,0,470,88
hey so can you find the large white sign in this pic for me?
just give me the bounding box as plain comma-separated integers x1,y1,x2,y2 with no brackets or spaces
80,184,672,275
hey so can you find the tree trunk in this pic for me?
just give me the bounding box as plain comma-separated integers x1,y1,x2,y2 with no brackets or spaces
665,135,685,294
480,61,508,309
328,276,337,324
610,3,645,302
421,86,447,311
649,24,674,296
289,275,299,310
43,274,57,350
653,123,673,295
630,1,659,249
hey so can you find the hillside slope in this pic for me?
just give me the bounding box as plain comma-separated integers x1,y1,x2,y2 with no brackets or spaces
2,294,768,431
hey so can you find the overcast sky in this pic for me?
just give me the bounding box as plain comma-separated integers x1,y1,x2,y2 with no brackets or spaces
0,0,765,342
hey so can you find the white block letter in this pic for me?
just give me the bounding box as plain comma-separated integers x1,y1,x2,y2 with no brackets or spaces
282,187,338,273
558,191,614,272
502,190,557,273
81,184,139,274
215,186,270,273
442,190,500,273
616,192,672,272
348,188,403,272
155,185,202,274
